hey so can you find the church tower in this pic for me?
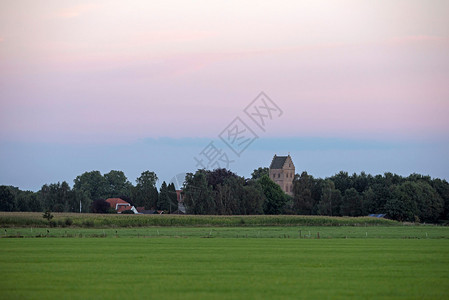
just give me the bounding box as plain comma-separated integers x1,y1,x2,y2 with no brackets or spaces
269,154,295,196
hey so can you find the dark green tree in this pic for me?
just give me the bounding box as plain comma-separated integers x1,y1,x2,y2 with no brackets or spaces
258,175,287,215
432,178,449,221
341,188,363,216
242,180,265,215
351,171,372,193
214,176,245,215
387,181,443,222
362,187,376,215
38,182,74,212
251,167,269,180
330,171,352,193
167,183,178,213
104,170,133,198
183,170,215,214
157,182,170,211
0,186,15,211
414,181,443,223
73,171,107,203
133,171,158,209
317,180,341,216
91,199,110,213
292,172,316,214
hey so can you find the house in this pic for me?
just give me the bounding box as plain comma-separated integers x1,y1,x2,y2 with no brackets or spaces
105,198,139,214
269,154,295,196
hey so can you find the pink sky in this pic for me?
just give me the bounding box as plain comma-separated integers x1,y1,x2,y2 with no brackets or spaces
1,0,449,143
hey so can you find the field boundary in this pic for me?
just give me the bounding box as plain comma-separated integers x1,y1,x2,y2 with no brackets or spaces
1,212,402,228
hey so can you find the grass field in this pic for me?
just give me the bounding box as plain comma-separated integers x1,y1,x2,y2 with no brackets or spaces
1,213,448,299
0,212,398,227
1,225,449,239
1,238,448,299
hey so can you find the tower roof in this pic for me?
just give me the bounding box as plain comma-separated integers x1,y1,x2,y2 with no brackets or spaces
270,155,289,169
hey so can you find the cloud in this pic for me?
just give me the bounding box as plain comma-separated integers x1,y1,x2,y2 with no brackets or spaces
134,30,215,43
0,37,4,43
390,35,448,43
56,3,98,18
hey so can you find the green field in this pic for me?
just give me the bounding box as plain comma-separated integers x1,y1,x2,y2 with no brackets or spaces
1,225,449,239
0,212,399,227
1,213,448,299
1,238,448,299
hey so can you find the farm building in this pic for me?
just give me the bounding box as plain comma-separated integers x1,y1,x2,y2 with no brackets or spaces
105,198,139,214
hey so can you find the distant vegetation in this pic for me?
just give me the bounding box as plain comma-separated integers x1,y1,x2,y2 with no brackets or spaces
0,212,398,228
1,168,448,224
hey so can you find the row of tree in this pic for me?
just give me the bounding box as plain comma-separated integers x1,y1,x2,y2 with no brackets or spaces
289,171,449,223
182,169,286,215
1,168,448,223
0,170,171,213
181,168,449,223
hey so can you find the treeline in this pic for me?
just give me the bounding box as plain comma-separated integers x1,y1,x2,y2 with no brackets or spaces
290,171,449,223
180,168,449,223
0,170,175,213
182,169,285,215
1,168,448,223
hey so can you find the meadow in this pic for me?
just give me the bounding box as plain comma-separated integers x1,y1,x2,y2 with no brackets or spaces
0,238,448,299
1,213,448,299
1,225,449,239
0,212,399,228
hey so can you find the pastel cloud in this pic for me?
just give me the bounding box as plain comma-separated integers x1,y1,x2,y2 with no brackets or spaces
55,3,98,19
0,0,448,144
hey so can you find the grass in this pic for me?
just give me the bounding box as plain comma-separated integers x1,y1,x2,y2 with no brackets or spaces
0,238,448,299
0,212,400,228
1,225,449,239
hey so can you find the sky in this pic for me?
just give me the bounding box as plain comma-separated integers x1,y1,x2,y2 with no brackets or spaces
1,0,449,191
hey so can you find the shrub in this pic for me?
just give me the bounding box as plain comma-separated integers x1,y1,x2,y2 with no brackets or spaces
65,218,73,226
82,220,94,227
42,211,54,221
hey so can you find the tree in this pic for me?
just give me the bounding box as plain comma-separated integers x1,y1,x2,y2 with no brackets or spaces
73,171,107,202
134,171,158,209
432,178,449,221
386,182,419,222
258,175,287,214
0,186,15,211
351,171,372,193
21,191,41,212
414,181,443,223
330,171,352,193
91,199,111,213
38,182,75,212
242,180,265,215
73,189,90,213
292,172,316,214
214,176,245,215
317,180,341,216
183,170,215,214
387,181,443,223
341,188,363,216
362,187,376,215
206,168,238,188
104,170,133,198
385,198,413,222
167,183,178,213
157,182,170,211
251,167,269,180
